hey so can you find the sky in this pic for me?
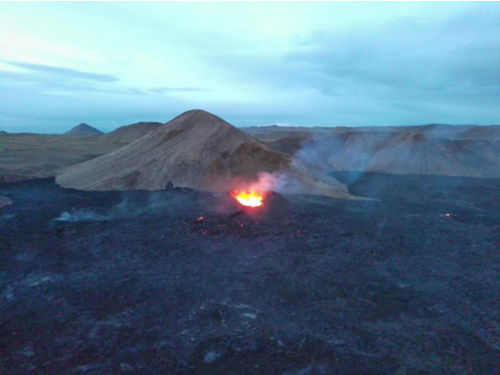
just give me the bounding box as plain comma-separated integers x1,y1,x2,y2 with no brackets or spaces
0,2,499,133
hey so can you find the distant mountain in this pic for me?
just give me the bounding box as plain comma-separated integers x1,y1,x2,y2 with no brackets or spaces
0,130,7,134
64,123,104,136
100,122,163,144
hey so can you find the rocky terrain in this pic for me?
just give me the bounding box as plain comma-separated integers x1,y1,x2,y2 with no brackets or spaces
1,174,499,374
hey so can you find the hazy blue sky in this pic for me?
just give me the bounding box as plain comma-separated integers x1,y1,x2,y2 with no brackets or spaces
1,2,499,133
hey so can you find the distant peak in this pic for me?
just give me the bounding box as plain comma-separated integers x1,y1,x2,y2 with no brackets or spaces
182,109,211,115
179,109,221,119
64,123,104,135
166,109,229,127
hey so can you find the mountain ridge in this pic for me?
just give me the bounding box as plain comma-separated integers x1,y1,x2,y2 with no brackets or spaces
56,110,351,198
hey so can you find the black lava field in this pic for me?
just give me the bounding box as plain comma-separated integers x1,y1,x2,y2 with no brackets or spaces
1,173,499,374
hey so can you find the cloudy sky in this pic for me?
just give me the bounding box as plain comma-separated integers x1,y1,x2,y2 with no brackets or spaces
1,2,499,133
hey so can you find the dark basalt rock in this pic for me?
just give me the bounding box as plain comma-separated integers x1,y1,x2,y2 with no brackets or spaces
1,174,500,374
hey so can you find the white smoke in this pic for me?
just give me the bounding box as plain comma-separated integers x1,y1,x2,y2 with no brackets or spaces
247,172,288,192
54,191,186,222
55,208,110,222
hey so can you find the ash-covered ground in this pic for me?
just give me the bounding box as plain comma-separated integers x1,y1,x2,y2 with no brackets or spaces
1,173,499,374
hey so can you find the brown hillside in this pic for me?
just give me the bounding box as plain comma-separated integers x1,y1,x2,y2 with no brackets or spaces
56,110,350,198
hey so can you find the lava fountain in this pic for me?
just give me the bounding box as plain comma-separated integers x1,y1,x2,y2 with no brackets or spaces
230,190,266,207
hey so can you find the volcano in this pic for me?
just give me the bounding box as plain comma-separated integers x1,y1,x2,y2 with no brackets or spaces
56,110,350,198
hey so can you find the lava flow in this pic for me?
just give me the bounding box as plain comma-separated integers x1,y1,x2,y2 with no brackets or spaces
230,190,265,207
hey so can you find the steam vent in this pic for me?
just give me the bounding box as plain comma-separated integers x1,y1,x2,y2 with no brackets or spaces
56,110,351,198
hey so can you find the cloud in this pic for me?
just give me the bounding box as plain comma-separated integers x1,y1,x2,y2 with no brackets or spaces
282,6,500,105
0,68,210,101
2,60,119,82
196,4,500,125
0,69,148,96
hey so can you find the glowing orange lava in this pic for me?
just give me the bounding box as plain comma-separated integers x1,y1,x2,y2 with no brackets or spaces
230,190,265,207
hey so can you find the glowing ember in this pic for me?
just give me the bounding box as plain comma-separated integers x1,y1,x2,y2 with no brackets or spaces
230,190,265,207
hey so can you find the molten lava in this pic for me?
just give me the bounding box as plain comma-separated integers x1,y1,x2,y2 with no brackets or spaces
230,190,265,207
